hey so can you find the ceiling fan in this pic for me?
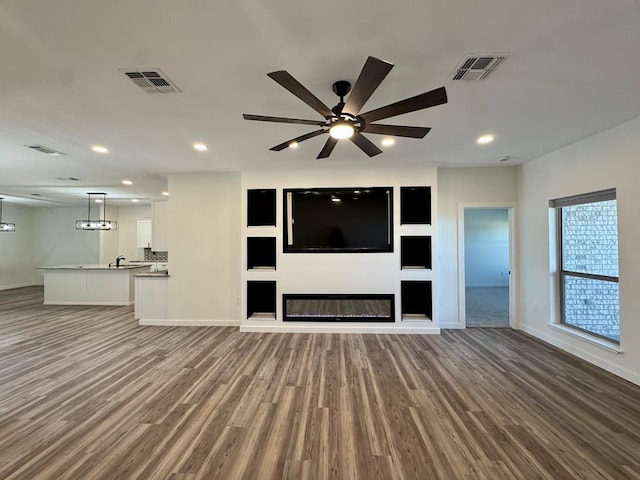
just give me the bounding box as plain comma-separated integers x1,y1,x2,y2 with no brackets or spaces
243,56,448,159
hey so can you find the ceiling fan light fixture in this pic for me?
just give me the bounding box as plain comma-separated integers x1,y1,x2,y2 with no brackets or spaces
329,122,355,140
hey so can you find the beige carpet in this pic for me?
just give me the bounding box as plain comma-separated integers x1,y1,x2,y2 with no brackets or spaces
466,287,509,327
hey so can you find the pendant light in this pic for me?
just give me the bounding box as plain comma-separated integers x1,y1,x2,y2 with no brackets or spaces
0,197,16,232
75,192,117,230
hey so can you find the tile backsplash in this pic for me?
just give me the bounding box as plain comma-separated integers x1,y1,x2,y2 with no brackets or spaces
144,248,168,261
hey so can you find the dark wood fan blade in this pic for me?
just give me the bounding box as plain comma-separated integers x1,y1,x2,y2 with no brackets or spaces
316,137,338,159
268,71,334,118
269,129,327,152
361,124,431,138
343,56,393,116
359,86,447,123
350,133,382,157
243,114,326,126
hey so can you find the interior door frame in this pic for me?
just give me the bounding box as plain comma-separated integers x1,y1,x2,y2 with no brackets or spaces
457,202,518,329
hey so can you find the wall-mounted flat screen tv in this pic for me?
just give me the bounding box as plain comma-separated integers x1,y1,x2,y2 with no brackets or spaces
283,187,393,253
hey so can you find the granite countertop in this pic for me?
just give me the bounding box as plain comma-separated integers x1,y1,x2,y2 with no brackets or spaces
40,264,153,270
134,272,170,277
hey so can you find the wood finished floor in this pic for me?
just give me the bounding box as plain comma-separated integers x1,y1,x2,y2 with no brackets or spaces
1,287,639,480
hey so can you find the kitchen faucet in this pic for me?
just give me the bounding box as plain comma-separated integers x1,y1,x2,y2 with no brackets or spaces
115,255,125,267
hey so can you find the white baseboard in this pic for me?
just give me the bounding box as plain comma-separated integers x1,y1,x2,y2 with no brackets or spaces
44,301,133,306
440,321,465,329
240,323,441,334
0,282,38,291
520,324,640,387
139,319,240,327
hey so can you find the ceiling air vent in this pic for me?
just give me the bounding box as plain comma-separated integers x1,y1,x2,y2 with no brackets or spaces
450,54,509,81
119,68,181,94
26,145,65,156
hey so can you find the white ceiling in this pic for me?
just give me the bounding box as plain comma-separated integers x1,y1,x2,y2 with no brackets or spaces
1,0,640,206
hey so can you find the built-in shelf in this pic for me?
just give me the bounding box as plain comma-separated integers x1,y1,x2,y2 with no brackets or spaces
401,280,432,321
400,186,431,225
247,280,276,320
248,189,276,226
247,237,276,270
400,236,432,269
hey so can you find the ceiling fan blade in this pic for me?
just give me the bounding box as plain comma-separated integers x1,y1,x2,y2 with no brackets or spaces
316,137,338,159
269,129,327,152
343,56,394,116
359,86,448,123
268,71,334,118
361,123,431,138
243,114,325,126
350,133,382,157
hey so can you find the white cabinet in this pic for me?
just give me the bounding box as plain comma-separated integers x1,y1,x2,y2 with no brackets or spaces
137,218,152,248
135,276,168,321
152,201,168,251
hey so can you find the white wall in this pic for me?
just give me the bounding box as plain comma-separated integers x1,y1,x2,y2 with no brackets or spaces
464,208,509,287
0,204,37,289
33,207,101,283
99,206,120,265
242,166,438,333
118,205,152,261
167,172,241,323
437,167,518,328
518,115,640,385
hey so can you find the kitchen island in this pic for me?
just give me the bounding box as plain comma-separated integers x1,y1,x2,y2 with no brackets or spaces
40,264,151,305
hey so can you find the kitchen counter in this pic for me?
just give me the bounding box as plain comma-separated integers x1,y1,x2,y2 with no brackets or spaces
134,272,170,277
41,264,151,305
41,264,152,270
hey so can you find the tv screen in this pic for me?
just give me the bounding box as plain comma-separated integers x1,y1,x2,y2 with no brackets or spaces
283,187,393,253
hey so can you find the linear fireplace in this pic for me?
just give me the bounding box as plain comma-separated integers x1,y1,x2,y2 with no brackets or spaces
283,294,394,322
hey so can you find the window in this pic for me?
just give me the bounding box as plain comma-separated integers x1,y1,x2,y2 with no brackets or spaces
551,189,619,343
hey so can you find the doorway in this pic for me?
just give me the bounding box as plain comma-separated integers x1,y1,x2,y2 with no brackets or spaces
458,205,515,328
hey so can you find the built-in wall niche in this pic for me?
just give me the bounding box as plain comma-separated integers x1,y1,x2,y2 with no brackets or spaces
247,281,276,320
247,237,276,270
401,280,432,320
247,189,276,226
400,186,431,225
400,236,432,269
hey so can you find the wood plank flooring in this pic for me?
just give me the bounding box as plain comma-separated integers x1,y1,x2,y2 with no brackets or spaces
1,286,639,479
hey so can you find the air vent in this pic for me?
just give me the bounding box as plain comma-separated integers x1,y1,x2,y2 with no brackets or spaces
450,54,509,81
26,145,65,156
118,68,181,94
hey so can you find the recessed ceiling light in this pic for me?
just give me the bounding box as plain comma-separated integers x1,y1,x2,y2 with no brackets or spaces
381,138,395,147
162,191,170,196
477,134,494,145
92,145,109,154
193,142,208,152
122,180,133,185
289,141,299,149
94,198,103,203
131,199,139,203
